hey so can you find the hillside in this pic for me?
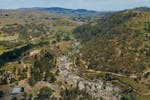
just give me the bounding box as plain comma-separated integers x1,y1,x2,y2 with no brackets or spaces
0,10,81,54
0,7,150,100
72,7,150,99
74,8,150,75
133,7,150,12
0,8,112,100
0,8,122,100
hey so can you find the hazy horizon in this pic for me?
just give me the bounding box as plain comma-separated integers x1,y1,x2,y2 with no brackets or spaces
0,0,150,11
0,6,150,12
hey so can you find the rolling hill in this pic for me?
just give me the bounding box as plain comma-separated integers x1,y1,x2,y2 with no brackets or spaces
73,7,150,75
0,6,150,100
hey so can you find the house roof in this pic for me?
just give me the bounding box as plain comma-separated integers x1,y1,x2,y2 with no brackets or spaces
12,88,21,94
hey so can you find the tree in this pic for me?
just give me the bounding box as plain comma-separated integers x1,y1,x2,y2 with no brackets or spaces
56,33,61,42
44,72,56,83
64,33,70,41
120,94,135,100
21,87,24,92
37,87,53,100
0,91,3,98
11,97,17,100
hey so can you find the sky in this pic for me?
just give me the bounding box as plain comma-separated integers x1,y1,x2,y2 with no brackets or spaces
0,0,150,11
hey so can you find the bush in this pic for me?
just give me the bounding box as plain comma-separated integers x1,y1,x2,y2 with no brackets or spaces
11,97,17,100
36,87,53,100
44,72,57,83
0,91,3,98
120,94,135,100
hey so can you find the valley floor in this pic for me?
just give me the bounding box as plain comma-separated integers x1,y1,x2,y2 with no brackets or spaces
57,55,120,100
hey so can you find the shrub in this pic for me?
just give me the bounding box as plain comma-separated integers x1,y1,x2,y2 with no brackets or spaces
36,87,53,100
0,91,3,98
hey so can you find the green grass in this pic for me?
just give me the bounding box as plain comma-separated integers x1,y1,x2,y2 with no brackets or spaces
137,95,150,100
83,72,106,80
0,43,27,55
0,46,6,54
115,76,150,94
53,26,76,33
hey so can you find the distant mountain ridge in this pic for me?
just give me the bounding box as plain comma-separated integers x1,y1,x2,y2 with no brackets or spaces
18,7,115,21
19,7,98,15
133,7,150,12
